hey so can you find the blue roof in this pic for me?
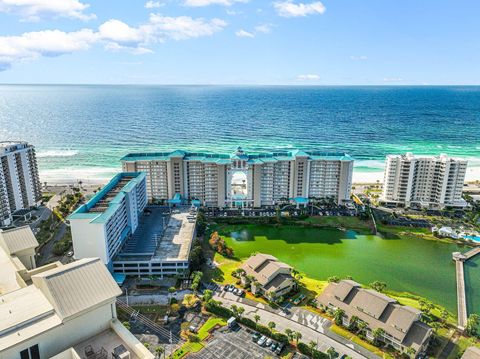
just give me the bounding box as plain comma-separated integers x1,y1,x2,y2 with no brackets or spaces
69,172,146,223
121,149,353,164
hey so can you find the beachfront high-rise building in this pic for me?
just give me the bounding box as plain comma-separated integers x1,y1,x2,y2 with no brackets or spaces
0,225,154,359
121,147,354,207
69,172,196,278
69,172,148,269
381,153,468,208
0,142,41,227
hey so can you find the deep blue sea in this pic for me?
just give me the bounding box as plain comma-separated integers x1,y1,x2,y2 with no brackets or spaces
0,85,479,183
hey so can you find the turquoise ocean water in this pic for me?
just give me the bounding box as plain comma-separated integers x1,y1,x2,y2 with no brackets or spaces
0,85,479,183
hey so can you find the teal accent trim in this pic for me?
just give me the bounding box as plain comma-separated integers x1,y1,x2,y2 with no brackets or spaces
68,172,146,224
121,149,354,164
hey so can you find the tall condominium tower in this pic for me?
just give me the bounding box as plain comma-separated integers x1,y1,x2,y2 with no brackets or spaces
0,142,41,227
121,147,354,207
381,153,467,208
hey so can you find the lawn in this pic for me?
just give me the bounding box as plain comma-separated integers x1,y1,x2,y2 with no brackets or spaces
198,317,227,340
303,216,372,232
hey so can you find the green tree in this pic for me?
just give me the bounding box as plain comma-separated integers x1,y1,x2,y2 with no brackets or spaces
294,331,302,344
203,289,213,302
466,314,480,336
254,314,261,325
285,328,293,341
369,281,387,292
440,308,449,323
168,287,176,306
372,328,385,345
406,347,416,359
333,308,345,326
327,276,340,283
308,341,317,356
268,321,276,331
327,347,337,359
155,346,164,359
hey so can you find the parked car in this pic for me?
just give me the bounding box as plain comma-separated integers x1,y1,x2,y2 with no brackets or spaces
275,344,284,355
66,251,74,257
257,336,267,346
265,338,273,347
270,342,278,351
252,332,261,342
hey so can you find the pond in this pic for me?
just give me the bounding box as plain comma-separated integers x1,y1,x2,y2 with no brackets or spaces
218,224,480,315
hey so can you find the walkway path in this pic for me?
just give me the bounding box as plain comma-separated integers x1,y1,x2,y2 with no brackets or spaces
453,246,480,330
214,292,379,359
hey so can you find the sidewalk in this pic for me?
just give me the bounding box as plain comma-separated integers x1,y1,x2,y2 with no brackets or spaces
214,292,380,359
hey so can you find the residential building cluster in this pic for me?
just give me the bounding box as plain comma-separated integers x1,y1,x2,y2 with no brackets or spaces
0,225,153,359
0,142,41,227
240,253,296,300
317,280,432,355
381,153,467,209
121,147,354,207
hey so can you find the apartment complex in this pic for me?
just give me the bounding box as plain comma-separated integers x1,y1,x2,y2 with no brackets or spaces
69,172,148,269
121,147,354,207
70,173,195,277
240,253,296,300
0,142,41,227
381,153,467,209
0,226,153,359
317,280,432,355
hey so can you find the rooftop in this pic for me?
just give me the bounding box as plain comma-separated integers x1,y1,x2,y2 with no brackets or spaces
242,253,293,286
462,347,480,359
317,280,430,349
69,172,146,222
121,148,354,164
0,225,38,254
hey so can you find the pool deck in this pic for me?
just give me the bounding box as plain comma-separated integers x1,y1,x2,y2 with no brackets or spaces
453,246,480,330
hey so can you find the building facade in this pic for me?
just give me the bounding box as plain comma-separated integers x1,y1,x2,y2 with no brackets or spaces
381,153,467,208
69,172,148,269
0,142,41,227
317,280,432,355
121,147,354,207
0,227,153,359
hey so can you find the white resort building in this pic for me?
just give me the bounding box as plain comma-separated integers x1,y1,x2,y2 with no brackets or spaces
381,153,467,209
69,172,196,277
0,225,153,359
0,142,42,227
121,147,354,208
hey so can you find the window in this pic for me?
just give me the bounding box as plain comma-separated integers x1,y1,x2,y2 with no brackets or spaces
20,345,40,359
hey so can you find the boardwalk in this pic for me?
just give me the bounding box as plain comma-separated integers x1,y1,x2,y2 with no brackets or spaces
453,246,480,330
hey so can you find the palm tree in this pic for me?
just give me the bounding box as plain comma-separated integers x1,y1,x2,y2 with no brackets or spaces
406,347,416,359
327,347,337,359
254,314,261,326
168,287,176,306
285,328,293,342
294,331,302,345
268,321,276,331
372,328,385,345
333,308,345,326
357,321,367,334
155,346,164,359
308,341,317,356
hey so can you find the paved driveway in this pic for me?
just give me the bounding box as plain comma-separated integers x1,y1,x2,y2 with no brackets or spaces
214,292,378,359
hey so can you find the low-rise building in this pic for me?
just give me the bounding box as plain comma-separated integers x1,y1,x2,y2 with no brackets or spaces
462,347,480,359
0,226,154,359
317,280,432,355
240,253,296,300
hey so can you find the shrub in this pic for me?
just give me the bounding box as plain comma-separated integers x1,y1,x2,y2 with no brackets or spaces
297,342,329,359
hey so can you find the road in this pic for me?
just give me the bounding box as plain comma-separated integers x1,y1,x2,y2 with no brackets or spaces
36,222,68,266
214,292,379,359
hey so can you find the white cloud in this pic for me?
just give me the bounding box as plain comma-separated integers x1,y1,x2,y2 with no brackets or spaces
350,55,368,61
274,0,325,17
144,1,163,8
254,24,272,33
0,14,227,70
235,29,254,38
296,74,320,81
0,29,96,70
0,0,95,21
183,0,247,7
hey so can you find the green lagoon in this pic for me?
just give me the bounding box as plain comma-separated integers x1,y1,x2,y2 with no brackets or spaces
217,224,480,315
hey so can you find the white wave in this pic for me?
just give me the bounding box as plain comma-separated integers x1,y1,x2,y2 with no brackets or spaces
37,150,79,158
354,159,385,169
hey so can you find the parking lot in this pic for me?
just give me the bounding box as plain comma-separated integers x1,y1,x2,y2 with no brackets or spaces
189,326,284,359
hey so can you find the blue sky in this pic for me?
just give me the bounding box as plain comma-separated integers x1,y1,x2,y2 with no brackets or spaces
0,0,479,84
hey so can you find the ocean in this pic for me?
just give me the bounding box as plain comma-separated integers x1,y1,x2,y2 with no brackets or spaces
1,85,479,184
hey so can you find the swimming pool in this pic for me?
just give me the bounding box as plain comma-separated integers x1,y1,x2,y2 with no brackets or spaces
464,235,480,243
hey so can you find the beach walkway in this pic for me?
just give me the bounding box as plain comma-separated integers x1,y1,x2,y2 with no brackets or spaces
452,247,480,330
